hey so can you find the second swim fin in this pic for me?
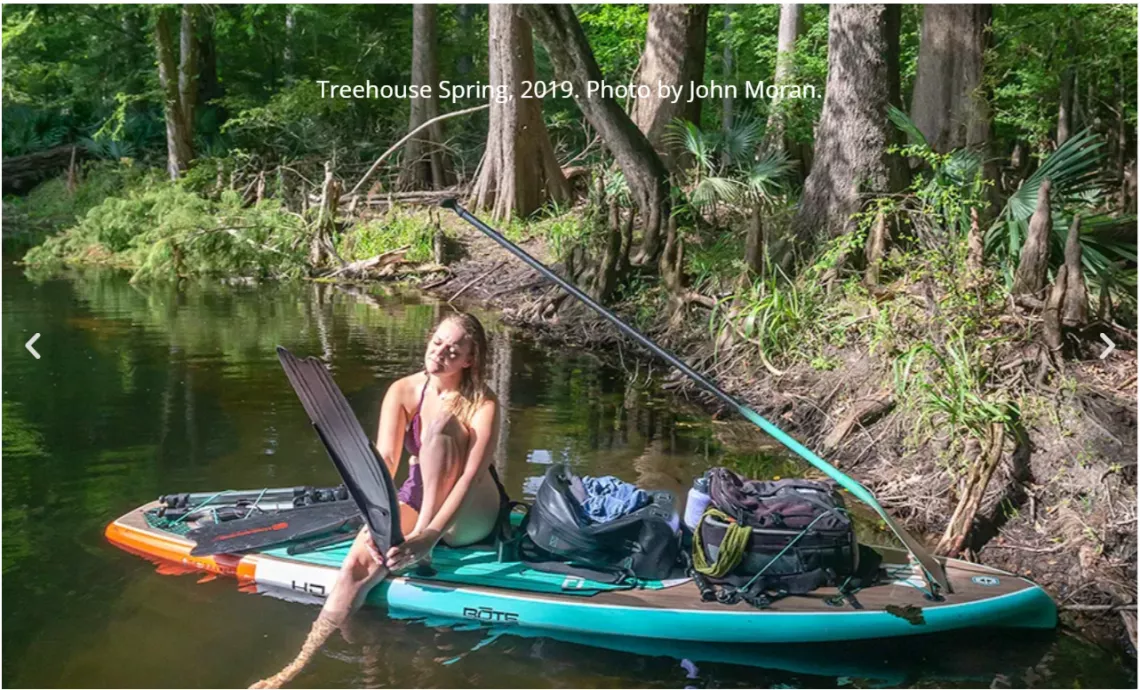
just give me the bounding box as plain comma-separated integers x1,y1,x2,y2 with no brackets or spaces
188,501,362,556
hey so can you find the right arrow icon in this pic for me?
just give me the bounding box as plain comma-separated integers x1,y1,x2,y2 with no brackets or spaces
25,333,41,360
1100,333,1116,360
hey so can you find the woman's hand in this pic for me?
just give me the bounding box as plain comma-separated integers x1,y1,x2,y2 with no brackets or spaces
360,525,411,567
361,526,385,566
385,530,439,572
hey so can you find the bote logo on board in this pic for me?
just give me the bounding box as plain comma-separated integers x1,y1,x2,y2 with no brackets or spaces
462,606,519,623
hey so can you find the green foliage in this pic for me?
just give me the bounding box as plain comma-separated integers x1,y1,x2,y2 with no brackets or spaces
712,4,828,147
989,5,1137,146
3,161,153,249
25,180,309,281
893,329,1018,446
886,108,1135,308
984,129,1136,296
665,118,793,217
709,264,829,367
576,5,649,82
686,232,744,291
337,211,437,264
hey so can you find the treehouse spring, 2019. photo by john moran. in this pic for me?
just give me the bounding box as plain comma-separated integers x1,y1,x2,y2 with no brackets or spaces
3,3,1136,689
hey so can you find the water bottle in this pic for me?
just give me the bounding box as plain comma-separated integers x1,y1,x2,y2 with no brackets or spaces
683,472,712,532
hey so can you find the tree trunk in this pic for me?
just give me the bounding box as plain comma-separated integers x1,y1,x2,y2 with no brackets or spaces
909,5,992,153
198,11,224,123
284,6,296,81
744,205,763,275
721,6,734,138
521,4,671,265
762,3,803,157
1117,66,1130,212
792,5,907,245
469,6,570,220
591,196,624,304
937,422,1006,557
456,4,476,77
1057,65,1075,147
155,7,195,180
399,5,453,190
178,6,198,137
864,209,888,286
1012,179,1052,298
311,161,341,269
966,206,984,278
630,4,710,172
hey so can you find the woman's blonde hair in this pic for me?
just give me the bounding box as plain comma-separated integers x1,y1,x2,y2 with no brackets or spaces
434,312,492,424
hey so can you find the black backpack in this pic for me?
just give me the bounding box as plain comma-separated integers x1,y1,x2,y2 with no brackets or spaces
517,464,681,582
691,468,879,607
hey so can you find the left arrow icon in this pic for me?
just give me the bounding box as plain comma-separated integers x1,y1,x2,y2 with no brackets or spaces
25,333,41,359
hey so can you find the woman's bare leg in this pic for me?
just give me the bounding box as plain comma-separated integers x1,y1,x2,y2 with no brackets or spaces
249,527,387,688
411,413,467,536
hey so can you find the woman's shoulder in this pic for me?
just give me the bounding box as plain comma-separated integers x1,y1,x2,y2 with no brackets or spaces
388,372,428,399
477,386,499,411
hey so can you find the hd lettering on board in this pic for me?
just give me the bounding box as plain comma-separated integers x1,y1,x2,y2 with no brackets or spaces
291,580,326,596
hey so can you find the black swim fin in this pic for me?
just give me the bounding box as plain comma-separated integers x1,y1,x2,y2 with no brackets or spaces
276,347,404,554
188,501,362,556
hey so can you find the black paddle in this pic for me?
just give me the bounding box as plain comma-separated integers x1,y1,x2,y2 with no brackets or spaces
277,347,404,555
441,198,949,595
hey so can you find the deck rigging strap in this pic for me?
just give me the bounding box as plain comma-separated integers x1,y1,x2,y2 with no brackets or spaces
442,199,950,596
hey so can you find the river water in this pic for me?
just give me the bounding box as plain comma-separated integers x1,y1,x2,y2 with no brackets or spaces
3,263,1134,688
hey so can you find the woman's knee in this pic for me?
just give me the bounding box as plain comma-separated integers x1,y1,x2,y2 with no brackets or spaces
421,418,465,460
424,411,465,445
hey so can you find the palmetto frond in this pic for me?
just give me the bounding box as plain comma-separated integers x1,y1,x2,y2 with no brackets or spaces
1003,128,1104,221
717,118,762,168
742,152,793,204
887,105,929,148
691,176,742,208
663,119,714,173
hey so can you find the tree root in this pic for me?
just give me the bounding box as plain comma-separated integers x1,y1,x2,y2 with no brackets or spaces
936,422,1007,557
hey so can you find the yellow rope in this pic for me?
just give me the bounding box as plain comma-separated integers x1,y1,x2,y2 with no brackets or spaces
691,507,752,578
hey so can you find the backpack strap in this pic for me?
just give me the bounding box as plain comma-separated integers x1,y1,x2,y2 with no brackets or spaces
691,507,752,578
516,536,637,587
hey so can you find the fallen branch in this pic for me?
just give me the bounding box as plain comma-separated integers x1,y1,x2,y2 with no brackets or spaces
448,260,505,304
325,246,409,279
348,103,491,198
822,392,894,454
1122,610,1137,652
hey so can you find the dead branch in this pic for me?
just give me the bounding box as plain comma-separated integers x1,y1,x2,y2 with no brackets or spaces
325,246,409,279
822,392,895,454
348,103,490,197
449,260,506,304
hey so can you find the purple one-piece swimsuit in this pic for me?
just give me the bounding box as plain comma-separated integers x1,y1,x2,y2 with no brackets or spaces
396,380,429,511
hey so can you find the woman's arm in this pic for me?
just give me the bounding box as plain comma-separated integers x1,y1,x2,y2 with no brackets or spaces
421,400,499,540
375,379,408,477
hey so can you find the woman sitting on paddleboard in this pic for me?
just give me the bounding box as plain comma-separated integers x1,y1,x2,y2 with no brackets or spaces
253,312,502,688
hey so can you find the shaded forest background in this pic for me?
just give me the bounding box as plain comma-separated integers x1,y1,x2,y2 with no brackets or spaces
3,3,1138,651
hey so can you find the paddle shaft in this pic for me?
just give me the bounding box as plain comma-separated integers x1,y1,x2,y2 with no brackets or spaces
442,199,949,594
